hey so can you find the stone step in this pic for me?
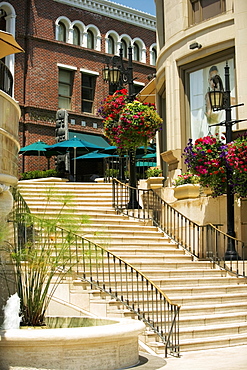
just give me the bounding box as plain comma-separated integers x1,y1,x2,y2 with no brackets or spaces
80,268,228,279
179,322,247,340
112,249,187,257
156,276,247,287
179,311,247,328
162,284,247,296
108,255,194,263
73,277,247,297
171,291,247,306
76,227,165,238
180,301,247,316
179,332,247,352
18,182,113,190
22,200,114,207
18,181,247,355
75,223,160,232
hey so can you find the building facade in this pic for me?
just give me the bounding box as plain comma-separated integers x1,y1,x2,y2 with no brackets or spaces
0,0,156,174
155,0,247,178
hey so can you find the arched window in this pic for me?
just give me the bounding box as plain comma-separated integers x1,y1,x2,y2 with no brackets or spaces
0,9,7,32
150,46,157,65
108,35,115,54
58,21,66,42
121,39,128,58
73,26,80,46
133,42,140,61
87,29,94,49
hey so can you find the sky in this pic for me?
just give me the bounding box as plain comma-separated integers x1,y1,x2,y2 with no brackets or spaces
113,0,156,16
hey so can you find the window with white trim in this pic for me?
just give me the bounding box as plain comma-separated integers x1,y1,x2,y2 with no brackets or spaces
133,42,140,62
87,29,94,49
189,0,226,25
58,21,66,42
81,70,98,113
73,26,80,46
108,35,115,54
58,69,73,109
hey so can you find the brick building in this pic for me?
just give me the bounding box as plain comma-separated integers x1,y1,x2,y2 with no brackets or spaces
0,0,156,176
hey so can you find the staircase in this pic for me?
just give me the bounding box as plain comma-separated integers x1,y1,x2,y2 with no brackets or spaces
18,180,247,354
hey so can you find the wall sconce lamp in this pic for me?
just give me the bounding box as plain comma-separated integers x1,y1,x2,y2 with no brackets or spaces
189,42,202,50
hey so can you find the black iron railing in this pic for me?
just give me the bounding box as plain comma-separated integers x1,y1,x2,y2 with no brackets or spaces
0,60,13,96
112,179,246,277
8,188,180,357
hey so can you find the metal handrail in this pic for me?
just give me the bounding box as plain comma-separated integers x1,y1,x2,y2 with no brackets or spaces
9,190,180,357
112,178,246,278
0,60,13,96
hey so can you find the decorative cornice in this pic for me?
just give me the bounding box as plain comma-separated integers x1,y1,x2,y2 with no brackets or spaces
54,0,156,31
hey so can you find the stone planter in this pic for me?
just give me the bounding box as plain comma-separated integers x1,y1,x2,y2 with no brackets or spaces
202,187,213,196
146,176,164,189
173,184,200,200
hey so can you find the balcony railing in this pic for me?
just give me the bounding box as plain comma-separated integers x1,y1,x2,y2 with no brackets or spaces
0,60,13,96
112,179,246,278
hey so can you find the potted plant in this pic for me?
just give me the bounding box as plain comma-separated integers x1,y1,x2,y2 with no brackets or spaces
173,172,201,200
145,167,164,189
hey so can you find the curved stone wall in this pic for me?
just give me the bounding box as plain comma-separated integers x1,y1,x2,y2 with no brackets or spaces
0,90,20,218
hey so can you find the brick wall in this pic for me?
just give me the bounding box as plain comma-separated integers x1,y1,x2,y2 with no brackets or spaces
7,0,156,173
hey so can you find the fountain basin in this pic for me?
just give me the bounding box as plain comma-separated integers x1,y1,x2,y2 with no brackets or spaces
0,316,145,370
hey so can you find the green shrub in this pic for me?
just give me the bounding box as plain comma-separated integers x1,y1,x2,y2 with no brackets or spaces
20,169,59,180
104,169,119,178
145,167,162,178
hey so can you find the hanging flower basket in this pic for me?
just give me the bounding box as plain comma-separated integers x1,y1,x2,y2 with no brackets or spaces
99,90,163,151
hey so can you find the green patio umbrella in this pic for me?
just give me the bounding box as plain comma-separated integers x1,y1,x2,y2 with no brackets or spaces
19,140,54,170
19,140,49,155
74,151,118,160
48,137,105,181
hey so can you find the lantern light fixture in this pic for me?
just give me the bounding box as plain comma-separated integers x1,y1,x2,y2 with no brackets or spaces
208,74,225,111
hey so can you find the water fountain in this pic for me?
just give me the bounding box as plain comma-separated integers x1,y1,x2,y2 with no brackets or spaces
2,293,22,330
0,297,145,370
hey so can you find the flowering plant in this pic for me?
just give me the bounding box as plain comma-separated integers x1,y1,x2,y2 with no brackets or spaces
173,172,200,187
226,134,247,198
99,91,163,150
145,167,163,178
182,135,228,196
98,89,128,121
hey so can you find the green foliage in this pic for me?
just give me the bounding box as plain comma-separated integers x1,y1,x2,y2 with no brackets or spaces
145,167,162,178
173,172,200,187
0,187,90,326
104,168,119,178
20,169,59,180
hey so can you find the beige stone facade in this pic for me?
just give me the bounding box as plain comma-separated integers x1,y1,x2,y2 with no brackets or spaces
154,0,247,242
155,0,247,176
0,90,20,219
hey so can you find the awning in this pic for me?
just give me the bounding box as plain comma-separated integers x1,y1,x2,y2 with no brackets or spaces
0,30,24,59
136,78,156,105
69,132,110,148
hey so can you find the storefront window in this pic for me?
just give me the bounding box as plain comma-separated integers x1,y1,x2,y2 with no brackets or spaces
189,59,235,140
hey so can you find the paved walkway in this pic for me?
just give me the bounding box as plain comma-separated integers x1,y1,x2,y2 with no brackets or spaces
122,345,247,369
